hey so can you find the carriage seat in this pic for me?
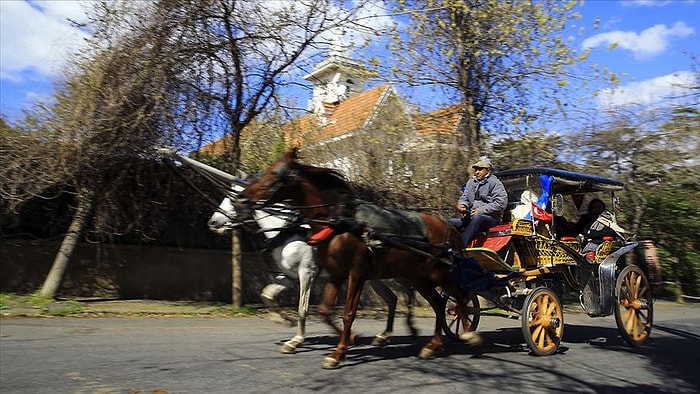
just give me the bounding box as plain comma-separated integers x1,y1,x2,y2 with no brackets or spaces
467,224,513,252
582,236,615,262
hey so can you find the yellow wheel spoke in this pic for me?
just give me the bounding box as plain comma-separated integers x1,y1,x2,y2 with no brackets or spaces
531,325,542,343
631,314,639,338
529,313,541,327
625,309,637,333
544,299,556,317
537,326,546,349
632,272,642,297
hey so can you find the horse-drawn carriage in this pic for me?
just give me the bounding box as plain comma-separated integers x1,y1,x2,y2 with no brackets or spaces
232,150,655,367
164,147,653,368
445,167,653,356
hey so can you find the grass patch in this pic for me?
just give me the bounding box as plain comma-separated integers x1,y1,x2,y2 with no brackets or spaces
212,304,260,316
1,292,85,316
0,293,14,310
48,300,86,316
1,293,262,317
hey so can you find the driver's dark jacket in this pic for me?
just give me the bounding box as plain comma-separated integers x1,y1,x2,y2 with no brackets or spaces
457,174,508,222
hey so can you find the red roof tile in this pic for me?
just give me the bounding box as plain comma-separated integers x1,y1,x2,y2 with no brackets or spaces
414,104,463,136
199,84,461,155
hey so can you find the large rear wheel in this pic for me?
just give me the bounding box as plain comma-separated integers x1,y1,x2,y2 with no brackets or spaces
614,265,653,347
443,292,480,341
522,287,563,356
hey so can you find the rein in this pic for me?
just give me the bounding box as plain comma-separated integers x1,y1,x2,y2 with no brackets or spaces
371,233,455,264
252,199,340,211
166,158,228,212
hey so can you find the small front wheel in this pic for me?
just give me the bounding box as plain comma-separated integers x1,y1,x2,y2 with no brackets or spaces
522,287,564,356
614,264,653,347
443,292,480,341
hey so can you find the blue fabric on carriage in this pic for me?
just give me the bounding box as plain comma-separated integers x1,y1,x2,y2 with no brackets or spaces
355,203,427,238
452,254,497,292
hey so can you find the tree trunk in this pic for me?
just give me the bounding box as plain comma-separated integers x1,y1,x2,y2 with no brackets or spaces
231,229,242,307
40,187,95,298
627,190,646,265
458,100,482,159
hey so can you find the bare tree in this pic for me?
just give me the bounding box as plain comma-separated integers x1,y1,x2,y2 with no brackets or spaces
384,0,595,163
2,0,382,302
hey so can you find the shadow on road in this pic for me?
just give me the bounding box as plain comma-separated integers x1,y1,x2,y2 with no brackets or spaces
290,321,699,393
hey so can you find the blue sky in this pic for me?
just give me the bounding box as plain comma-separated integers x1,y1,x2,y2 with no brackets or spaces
578,0,697,110
1,0,698,124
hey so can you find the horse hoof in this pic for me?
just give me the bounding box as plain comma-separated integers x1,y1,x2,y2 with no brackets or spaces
321,356,340,369
459,331,484,346
280,343,297,354
281,336,304,353
418,346,442,360
371,333,391,347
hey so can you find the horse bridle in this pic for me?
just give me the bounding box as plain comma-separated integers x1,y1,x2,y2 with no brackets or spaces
245,163,337,212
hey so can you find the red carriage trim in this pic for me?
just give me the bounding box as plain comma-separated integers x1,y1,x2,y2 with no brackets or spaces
468,224,513,252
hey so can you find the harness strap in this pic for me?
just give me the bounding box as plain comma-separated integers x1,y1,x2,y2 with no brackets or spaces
305,215,453,267
374,235,453,265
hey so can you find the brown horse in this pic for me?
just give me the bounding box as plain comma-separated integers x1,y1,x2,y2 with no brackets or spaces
236,148,472,369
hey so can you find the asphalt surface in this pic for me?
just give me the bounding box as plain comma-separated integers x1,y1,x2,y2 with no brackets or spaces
1,299,699,394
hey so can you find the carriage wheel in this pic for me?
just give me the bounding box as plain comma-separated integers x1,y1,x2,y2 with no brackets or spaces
522,287,564,356
614,265,653,347
443,292,480,341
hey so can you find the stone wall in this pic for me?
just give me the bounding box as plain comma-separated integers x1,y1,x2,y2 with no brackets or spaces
0,239,312,304
0,240,410,308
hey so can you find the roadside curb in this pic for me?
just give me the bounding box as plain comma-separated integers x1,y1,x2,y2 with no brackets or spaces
0,297,691,319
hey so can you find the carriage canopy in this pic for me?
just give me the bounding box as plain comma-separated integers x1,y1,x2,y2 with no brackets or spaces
494,167,624,196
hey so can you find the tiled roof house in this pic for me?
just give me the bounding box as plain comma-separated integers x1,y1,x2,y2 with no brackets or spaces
201,35,469,190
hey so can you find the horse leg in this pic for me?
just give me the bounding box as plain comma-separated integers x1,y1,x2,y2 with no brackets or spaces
321,275,364,369
368,280,397,346
261,275,295,326
413,283,447,360
404,285,418,338
318,279,343,337
393,277,418,338
280,265,317,354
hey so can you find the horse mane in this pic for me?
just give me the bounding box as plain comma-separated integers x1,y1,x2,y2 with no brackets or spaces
297,162,354,197
284,148,354,196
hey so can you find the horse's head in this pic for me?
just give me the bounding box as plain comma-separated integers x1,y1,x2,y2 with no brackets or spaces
208,196,237,234
236,148,303,213
208,182,247,234
236,147,354,222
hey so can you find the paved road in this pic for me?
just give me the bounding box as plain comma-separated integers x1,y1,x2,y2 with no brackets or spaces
1,301,698,394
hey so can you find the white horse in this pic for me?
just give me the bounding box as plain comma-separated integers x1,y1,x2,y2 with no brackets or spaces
209,191,417,354
157,149,416,353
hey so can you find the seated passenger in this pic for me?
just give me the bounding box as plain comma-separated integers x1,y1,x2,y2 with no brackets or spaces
448,158,508,249
553,213,573,239
511,190,538,219
575,199,620,254
572,198,605,236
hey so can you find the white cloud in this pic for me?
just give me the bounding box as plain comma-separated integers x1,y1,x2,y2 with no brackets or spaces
596,71,697,109
621,0,673,7
582,21,694,60
0,1,89,82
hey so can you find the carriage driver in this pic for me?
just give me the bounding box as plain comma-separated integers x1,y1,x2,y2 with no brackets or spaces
449,158,508,249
